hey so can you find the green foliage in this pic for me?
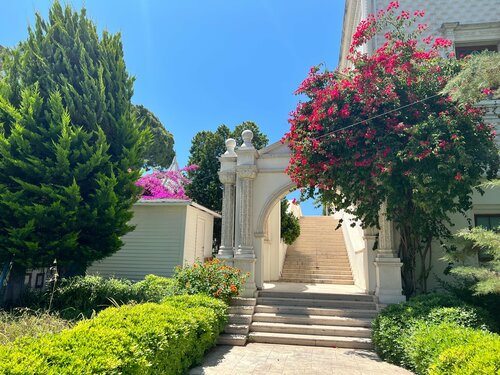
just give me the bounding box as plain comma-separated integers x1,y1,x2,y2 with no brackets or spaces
25,274,174,319
174,259,249,302
372,293,491,367
442,51,500,103
0,295,227,374
0,309,72,345
132,274,176,302
0,1,147,284
186,122,268,247
280,199,301,245
133,104,175,170
429,334,500,374
407,323,494,374
445,223,500,296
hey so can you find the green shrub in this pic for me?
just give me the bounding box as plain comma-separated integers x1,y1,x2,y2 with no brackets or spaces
0,295,227,374
174,259,249,301
24,274,175,319
132,274,175,302
429,334,500,374
280,199,301,245
0,309,72,345
372,293,491,367
406,322,493,374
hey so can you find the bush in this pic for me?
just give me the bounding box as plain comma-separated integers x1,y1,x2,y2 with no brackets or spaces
429,334,500,374
372,293,492,367
0,295,228,374
24,274,175,319
280,199,301,245
132,274,175,302
0,309,72,345
406,322,491,374
174,259,249,301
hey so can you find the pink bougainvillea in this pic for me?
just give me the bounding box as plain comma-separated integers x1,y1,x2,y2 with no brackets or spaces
282,3,499,296
135,165,198,200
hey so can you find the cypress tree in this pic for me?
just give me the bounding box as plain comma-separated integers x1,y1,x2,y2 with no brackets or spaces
0,1,147,302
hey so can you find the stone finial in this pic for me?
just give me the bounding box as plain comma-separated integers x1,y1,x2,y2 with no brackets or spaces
241,129,254,149
224,138,237,156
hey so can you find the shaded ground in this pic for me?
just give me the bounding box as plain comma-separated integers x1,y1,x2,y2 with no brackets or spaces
191,343,413,375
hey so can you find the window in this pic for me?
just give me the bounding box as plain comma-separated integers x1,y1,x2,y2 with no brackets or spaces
475,214,500,231
455,44,498,58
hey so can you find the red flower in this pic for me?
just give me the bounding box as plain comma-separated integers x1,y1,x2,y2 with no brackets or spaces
482,88,494,96
455,173,462,181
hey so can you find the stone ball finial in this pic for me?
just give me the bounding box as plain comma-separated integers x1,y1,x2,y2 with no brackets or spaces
224,138,237,156
241,129,254,148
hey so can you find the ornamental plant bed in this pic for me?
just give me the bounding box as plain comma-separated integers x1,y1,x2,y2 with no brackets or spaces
0,295,228,374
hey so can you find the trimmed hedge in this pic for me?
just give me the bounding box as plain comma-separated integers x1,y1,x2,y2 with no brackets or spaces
372,293,491,367
0,295,227,374
429,334,500,374
406,322,491,374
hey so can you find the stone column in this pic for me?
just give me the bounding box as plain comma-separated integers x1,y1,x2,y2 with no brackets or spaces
362,226,378,294
374,201,405,304
233,129,258,297
216,139,237,262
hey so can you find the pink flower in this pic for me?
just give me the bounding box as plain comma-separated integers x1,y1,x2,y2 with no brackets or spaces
482,88,494,96
455,173,462,181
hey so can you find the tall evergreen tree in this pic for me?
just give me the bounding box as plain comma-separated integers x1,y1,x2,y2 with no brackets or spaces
133,104,175,170
186,121,268,247
0,1,146,302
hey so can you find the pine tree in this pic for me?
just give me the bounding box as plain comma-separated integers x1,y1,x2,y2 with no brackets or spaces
0,1,147,303
133,104,175,170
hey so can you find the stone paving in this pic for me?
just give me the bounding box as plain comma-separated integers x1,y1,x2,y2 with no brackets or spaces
190,343,413,375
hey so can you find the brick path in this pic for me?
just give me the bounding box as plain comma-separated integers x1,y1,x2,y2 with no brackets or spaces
190,343,413,375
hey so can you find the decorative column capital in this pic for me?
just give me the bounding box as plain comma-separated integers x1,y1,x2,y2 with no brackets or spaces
237,165,257,180
218,170,236,185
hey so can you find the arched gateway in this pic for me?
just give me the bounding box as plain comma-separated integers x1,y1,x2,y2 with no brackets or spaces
217,130,405,304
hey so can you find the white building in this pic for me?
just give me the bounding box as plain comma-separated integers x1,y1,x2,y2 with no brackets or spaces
88,199,220,280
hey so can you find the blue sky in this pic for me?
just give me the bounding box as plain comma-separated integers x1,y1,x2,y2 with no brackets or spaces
1,0,345,214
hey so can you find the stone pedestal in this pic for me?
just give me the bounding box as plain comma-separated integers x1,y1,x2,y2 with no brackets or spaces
374,201,405,304
233,257,257,297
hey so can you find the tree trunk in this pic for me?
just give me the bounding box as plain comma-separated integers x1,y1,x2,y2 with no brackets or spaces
399,224,417,298
3,263,26,308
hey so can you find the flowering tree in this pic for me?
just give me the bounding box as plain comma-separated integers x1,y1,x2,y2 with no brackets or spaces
283,2,499,296
136,165,198,200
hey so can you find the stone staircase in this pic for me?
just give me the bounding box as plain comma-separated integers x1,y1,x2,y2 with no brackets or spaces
280,216,354,284
217,297,256,346
248,290,376,349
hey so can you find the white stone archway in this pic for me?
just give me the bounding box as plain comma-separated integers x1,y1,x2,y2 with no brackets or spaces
217,130,405,304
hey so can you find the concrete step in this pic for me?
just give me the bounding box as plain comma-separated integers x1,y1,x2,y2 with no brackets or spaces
225,323,250,335
248,331,372,349
252,312,372,327
283,267,351,275
279,278,354,284
228,314,253,324
230,297,257,306
254,305,378,318
229,305,255,315
250,322,372,338
280,272,353,279
217,333,247,346
257,291,375,302
256,297,376,310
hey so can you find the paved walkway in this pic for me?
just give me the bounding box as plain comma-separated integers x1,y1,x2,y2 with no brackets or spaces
190,343,413,375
